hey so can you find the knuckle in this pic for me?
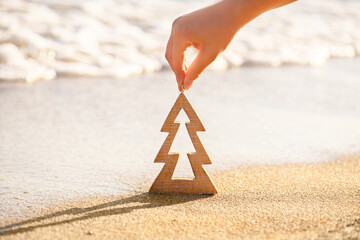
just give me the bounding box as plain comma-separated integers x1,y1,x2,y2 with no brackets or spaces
172,17,186,36
172,16,182,27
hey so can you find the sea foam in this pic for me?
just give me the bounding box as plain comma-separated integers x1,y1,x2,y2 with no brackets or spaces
0,0,359,82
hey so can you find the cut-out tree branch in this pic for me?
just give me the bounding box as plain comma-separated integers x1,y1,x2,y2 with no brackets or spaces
149,92,217,194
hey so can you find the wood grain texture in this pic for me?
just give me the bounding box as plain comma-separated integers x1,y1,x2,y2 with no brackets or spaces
149,92,217,194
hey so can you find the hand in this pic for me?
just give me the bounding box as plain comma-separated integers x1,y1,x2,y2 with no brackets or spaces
166,0,240,91
165,0,296,91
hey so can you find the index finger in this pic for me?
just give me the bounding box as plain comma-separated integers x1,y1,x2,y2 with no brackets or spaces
171,39,188,91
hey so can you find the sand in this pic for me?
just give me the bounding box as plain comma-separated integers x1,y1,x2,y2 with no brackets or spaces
1,155,359,240
2,58,360,221
1,58,360,239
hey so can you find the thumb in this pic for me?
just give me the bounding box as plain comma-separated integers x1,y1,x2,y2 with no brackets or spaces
184,48,217,90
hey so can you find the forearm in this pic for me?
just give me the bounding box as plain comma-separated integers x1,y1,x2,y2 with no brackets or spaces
226,0,297,31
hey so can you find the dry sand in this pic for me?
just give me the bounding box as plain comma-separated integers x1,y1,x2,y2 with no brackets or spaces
1,155,359,240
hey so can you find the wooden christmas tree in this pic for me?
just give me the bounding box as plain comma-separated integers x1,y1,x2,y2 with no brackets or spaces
149,92,217,194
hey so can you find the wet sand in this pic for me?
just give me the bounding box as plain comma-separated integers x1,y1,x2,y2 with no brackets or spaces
1,155,359,239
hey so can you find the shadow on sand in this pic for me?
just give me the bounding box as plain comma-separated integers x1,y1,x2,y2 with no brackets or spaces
0,192,211,236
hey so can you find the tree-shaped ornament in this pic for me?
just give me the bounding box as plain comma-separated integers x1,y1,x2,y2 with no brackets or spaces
149,92,217,194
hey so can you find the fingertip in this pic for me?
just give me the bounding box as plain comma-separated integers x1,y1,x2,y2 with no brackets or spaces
175,74,184,91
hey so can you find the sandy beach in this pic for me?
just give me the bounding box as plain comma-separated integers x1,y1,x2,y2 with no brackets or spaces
1,58,360,221
1,155,359,239
2,60,359,240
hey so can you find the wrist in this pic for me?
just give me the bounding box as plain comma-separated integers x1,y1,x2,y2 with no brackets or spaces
224,0,292,31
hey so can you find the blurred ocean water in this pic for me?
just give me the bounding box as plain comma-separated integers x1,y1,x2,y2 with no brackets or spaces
0,0,359,82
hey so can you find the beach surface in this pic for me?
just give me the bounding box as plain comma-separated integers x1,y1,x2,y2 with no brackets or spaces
1,58,360,223
1,155,359,239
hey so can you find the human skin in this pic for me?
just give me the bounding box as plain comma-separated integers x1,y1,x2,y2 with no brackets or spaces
165,0,297,91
